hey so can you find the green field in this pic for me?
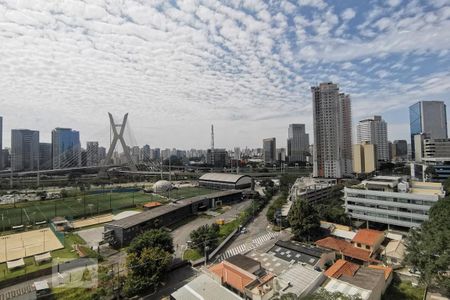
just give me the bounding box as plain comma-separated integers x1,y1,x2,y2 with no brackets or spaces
0,191,164,231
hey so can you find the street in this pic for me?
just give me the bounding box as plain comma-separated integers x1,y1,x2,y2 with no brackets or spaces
171,199,251,258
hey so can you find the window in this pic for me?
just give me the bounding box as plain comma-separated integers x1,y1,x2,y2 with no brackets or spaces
366,245,370,250
357,243,361,247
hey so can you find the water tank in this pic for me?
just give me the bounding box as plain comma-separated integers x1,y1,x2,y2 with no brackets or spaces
153,180,173,193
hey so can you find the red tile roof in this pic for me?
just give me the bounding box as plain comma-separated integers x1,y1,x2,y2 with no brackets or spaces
325,259,360,278
316,237,379,263
209,261,256,292
352,229,384,246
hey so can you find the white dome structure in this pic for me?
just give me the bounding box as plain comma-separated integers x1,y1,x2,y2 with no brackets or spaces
153,180,173,193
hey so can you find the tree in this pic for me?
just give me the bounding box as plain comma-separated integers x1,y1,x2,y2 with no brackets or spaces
405,197,450,296
316,200,351,226
128,229,174,255
123,247,172,297
288,199,320,241
189,224,220,252
302,289,362,300
424,166,437,180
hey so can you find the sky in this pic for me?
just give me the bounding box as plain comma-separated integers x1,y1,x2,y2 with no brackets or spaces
1,0,450,150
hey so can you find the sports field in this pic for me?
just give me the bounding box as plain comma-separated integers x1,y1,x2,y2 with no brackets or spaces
0,191,163,231
0,228,63,263
71,214,113,229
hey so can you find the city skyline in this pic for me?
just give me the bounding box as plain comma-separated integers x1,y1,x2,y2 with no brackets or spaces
1,1,450,148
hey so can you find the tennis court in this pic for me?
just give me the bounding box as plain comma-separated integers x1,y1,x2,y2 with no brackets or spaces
0,191,163,231
71,214,113,229
0,228,64,263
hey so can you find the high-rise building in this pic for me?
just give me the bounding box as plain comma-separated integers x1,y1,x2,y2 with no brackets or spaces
151,148,161,160
353,142,377,174
391,140,408,161
287,124,309,163
263,138,276,164
356,116,389,161
423,138,450,159
11,129,39,171
276,148,286,163
312,82,352,178
86,141,99,166
409,101,448,159
52,128,81,169
142,144,150,162
39,143,52,170
234,147,241,160
131,146,140,164
98,146,106,163
207,148,228,167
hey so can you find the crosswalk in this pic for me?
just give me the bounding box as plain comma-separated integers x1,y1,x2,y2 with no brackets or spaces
0,284,35,300
219,231,279,261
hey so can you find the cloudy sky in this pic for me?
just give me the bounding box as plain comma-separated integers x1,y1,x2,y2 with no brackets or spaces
1,0,450,150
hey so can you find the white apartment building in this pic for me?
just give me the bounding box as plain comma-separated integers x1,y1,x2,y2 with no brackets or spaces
357,116,389,161
344,176,444,228
312,82,352,178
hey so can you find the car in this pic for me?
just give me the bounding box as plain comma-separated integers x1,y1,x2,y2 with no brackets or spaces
240,227,247,234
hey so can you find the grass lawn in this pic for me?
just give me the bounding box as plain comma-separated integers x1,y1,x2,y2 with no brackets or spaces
383,279,425,300
219,219,240,238
0,191,164,231
51,287,95,300
183,248,203,261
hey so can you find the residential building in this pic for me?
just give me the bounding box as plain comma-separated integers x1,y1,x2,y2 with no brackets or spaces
350,229,384,255
409,101,448,159
323,259,392,300
357,116,389,161
382,240,406,267
208,254,275,300
312,82,352,178
343,176,445,228
171,274,242,300
263,138,276,165
51,128,81,169
39,143,52,170
11,129,39,171
353,142,377,174
151,148,160,160
391,140,407,161
287,124,309,163
86,142,99,166
413,133,429,162
274,264,324,298
315,236,379,264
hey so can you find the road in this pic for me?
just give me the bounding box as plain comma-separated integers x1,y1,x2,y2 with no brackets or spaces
172,199,251,258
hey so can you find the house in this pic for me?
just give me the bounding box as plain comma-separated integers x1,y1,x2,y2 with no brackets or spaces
351,229,384,255
315,237,379,264
324,278,372,300
171,274,243,300
208,255,275,300
269,240,335,269
323,260,389,300
383,239,406,267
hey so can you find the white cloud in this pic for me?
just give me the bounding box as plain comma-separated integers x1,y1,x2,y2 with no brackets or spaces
341,8,356,21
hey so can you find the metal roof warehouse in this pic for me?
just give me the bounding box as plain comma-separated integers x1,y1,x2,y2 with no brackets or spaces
199,173,252,190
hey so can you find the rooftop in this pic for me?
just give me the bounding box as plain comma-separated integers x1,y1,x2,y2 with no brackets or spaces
324,278,371,300
368,265,393,281
246,250,291,275
339,267,385,291
106,190,241,229
199,173,251,184
171,274,243,300
226,254,260,273
209,261,257,293
324,259,359,279
315,237,378,263
276,264,324,296
351,229,384,246
269,240,331,266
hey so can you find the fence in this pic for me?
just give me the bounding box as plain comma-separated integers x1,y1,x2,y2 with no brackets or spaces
49,222,65,245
